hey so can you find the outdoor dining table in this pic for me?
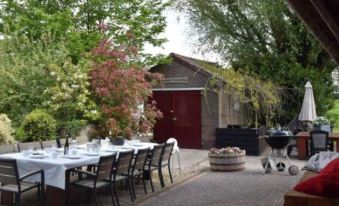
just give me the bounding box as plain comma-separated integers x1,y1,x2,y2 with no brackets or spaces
296,132,339,160
0,141,157,206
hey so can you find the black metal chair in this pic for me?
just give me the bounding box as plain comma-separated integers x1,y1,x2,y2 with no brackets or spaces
130,148,150,199
41,140,57,149
144,144,163,192
287,136,297,156
144,142,174,190
0,158,45,206
17,142,42,152
111,150,134,206
158,142,175,187
310,130,332,156
67,154,116,206
56,138,66,148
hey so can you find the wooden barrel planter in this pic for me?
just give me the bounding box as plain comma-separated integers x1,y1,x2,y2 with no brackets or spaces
208,152,246,171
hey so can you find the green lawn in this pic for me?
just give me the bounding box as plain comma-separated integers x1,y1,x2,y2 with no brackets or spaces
327,100,339,132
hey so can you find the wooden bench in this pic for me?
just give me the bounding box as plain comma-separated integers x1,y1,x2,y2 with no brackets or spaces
284,171,339,206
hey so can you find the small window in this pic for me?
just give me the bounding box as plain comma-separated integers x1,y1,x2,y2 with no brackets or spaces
233,96,240,111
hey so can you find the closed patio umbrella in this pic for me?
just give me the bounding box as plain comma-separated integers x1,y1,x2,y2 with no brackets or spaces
298,81,317,122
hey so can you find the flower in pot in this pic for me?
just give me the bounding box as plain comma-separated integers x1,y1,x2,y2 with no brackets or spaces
209,147,246,171
313,116,331,132
210,147,246,156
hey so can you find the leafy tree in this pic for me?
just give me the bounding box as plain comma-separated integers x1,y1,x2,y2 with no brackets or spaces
179,0,337,124
89,39,163,138
0,33,99,136
42,55,101,136
0,0,169,65
0,0,170,135
0,34,61,126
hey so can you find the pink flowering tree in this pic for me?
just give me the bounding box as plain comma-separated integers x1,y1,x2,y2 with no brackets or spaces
89,39,163,139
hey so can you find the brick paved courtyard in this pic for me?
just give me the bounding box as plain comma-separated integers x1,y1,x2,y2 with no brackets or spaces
18,149,307,206
136,151,307,206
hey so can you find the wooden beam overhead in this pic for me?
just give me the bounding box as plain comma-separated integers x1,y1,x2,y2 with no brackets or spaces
286,0,339,65
310,0,339,43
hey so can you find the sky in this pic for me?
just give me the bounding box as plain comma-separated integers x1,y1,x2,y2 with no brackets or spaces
144,8,221,63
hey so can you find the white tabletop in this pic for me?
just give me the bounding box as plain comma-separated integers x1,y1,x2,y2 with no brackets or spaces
0,141,157,189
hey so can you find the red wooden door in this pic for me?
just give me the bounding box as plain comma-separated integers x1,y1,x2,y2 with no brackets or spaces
153,91,202,149
152,91,173,144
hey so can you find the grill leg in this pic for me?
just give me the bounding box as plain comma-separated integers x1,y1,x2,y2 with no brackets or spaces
284,149,292,166
272,149,277,164
263,151,273,174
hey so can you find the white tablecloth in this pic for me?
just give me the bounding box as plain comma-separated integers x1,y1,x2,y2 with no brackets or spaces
0,141,157,189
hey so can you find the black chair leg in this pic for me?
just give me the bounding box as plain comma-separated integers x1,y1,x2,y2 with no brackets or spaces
86,189,91,203
142,175,147,194
37,184,44,206
93,189,98,206
109,184,116,206
168,163,173,183
65,169,71,206
15,194,20,206
131,176,136,199
158,167,165,188
127,178,134,201
149,170,154,192
113,181,120,206
37,184,41,197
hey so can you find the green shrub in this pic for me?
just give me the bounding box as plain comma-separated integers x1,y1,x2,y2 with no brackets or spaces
21,109,57,142
0,114,16,144
57,119,86,137
326,100,339,131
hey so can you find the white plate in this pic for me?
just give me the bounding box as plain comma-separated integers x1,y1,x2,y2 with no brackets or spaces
84,152,100,156
102,149,118,152
120,146,133,149
29,154,47,159
31,152,45,155
62,155,82,159
56,148,64,153
132,144,144,147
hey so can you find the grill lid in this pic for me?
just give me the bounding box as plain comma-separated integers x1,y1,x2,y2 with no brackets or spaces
268,130,291,137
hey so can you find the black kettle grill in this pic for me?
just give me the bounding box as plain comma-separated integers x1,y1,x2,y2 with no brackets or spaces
263,130,299,175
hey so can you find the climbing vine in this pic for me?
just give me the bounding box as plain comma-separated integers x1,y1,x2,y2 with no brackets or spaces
201,63,281,127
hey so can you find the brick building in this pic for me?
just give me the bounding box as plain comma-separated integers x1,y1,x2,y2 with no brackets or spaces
150,53,248,149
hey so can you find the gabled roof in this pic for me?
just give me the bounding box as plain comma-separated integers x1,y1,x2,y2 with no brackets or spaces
150,52,216,78
287,0,339,64
169,53,215,78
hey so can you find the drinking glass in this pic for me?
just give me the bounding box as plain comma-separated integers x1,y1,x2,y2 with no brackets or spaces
22,150,29,157
51,151,58,159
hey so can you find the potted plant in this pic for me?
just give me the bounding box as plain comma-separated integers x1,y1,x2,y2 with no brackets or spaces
208,147,246,171
313,116,331,132
110,132,126,145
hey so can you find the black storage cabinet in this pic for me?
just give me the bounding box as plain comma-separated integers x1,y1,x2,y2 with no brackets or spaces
215,126,267,156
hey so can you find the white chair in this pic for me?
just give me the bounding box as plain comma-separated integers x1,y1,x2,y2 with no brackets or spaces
167,137,182,176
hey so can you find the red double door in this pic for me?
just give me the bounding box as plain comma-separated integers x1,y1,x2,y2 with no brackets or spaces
152,91,202,149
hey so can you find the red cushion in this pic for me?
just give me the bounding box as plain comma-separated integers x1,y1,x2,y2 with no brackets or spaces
321,158,339,174
294,174,339,197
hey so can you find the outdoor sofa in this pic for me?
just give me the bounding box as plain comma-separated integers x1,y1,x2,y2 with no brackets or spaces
284,170,339,206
